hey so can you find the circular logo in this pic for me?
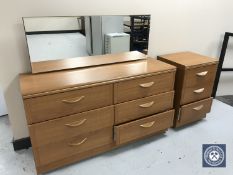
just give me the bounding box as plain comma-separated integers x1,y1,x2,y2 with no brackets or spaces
204,146,225,166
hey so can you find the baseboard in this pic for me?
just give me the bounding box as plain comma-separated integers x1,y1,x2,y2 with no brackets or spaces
0,114,8,117
13,137,31,151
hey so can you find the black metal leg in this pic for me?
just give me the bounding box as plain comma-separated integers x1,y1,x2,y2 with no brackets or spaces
212,32,233,97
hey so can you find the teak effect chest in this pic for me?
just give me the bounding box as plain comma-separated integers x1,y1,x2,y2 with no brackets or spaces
158,51,218,127
19,51,218,174
19,52,176,174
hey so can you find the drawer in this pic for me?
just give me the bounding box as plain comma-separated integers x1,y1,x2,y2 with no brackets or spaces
176,98,213,127
114,110,174,145
34,127,113,166
29,106,114,147
115,91,174,124
184,64,217,88
24,85,113,124
114,71,175,103
181,85,213,105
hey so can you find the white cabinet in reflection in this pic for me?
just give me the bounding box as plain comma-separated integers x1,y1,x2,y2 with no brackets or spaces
105,33,130,54
85,16,125,55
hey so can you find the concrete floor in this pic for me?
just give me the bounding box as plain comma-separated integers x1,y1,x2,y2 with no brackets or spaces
0,99,233,175
216,95,233,106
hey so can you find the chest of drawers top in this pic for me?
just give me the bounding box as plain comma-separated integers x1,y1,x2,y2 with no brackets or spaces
158,51,218,69
20,58,176,99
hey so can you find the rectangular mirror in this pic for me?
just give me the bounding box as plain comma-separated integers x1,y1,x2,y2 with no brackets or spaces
23,15,151,73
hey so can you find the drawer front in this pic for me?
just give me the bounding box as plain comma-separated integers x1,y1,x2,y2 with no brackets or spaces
115,91,174,124
29,106,114,147
34,127,113,166
184,64,217,88
181,85,213,105
114,110,174,145
177,98,213,126
24,85,113,124
114,72,175,103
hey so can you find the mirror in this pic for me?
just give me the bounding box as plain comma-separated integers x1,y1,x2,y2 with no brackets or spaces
23,15,151,73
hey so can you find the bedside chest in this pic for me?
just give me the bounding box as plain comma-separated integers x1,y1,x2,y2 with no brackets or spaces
19,52,176,174
158,52,218,127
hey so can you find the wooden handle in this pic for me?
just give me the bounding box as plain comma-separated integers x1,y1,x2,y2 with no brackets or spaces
140,121,155,128
69,138,87,146
139,101,154,108
193,88,205,94
193,105,204,111
196,71,208,77
62,96,85,104
65,119,87,127
139,82,154,88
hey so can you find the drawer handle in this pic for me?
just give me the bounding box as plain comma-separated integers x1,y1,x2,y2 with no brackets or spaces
65,119,87,127
62,96,85,104
193,105,204,111
196,71,208,77
193,88,205,94
69,138,87,147
139,82,154,88
140,121,155,128
139,101,154,108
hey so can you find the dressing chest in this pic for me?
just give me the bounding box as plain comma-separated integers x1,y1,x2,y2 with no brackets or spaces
20,52,176,174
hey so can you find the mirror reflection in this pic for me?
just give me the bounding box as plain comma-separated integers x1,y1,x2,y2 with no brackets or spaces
23,15,150,64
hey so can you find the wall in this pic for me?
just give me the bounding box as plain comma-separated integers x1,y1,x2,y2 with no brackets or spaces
0,0,233,140
0,88,7,116
23,17,82,32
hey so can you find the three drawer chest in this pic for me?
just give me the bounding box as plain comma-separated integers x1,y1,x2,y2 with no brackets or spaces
158,51,218,127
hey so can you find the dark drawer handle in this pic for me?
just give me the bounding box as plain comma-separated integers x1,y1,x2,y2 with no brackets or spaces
193,105,204,111
196,71,208,77
69,138,87,146
139,82,154,88
62,96,85,104
139,101,154,108
193,88,205,94
65,119,87,127
140,121,155,128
